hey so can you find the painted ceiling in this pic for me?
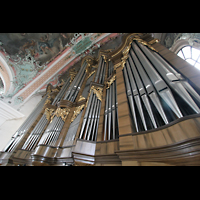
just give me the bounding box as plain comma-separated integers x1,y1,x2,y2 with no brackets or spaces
0,33,75,66
0,33,123,107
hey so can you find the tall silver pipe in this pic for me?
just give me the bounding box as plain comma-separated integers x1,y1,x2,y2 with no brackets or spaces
108,85,112,139
152,51,200,103
91,97,99,141
22,77,71,150
64,61,87,100
99,61,105,84
129,48,168,124
87,96,98,140
138,42,200,114
37,62,87,147
111,82,116,139
123,65,139,132
128,56,157,128
94,100,102,141
132,41,183,118
94,57,103,82
84,94,96,139
79,90,94,139
126,61,147,130
104,88,109,140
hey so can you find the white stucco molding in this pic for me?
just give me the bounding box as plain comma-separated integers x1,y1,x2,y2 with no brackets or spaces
0,100,24,120
0,52,14,94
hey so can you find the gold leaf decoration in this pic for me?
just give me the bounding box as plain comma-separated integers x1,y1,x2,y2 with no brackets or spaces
106,75,116,89
44,108,55,122
78,95,86,102
50,107,70,123
71,104,85,123
91,86,103,102
69,68,77,83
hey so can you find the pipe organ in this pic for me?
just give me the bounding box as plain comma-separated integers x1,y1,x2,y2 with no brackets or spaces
2,33,200,166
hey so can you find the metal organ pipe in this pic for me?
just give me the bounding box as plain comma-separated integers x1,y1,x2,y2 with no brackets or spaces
103,61,119,140
127,55,157,128
129,48,168,125
37,61,88,147
21,77,71,151
137,42,200,114
3,94,48,152
79,58,106,141
131,42,183,119
121,40,200,133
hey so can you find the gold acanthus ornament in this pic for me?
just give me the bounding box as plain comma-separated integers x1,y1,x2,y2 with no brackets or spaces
87,70,96,80
58,79,65,87
114,34,158,71
44,93,52,105
92,86,103,102
106,75,116,89
69,68,78,83
50,107,70,123
85,86,103,108
71,95,86,123
132,35,158,52
52,88,59,92
46,85,52,94
71,104,85,123
78,95,86,102
44,108,55,122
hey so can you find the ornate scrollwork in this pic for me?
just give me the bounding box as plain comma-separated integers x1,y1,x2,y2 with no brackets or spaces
46,85,52,94
44,108,55,122
50,107,70,123
87,70,95,80
44,93,52,105
44,99,51,105
78,95,86,102
106,75,116,89
52,88,59,92
131,36,158,52
58,79,65,87
69,68,77,83
91,86,103,102
71,104,85,123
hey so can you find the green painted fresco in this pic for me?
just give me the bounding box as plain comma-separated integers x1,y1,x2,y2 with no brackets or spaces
72,36,92,54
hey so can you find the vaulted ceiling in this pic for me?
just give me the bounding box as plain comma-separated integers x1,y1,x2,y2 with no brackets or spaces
0,33,75,65
0,33,124,108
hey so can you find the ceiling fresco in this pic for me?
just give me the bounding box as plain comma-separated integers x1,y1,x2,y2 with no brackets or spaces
0,33,123,107
0,33,75,66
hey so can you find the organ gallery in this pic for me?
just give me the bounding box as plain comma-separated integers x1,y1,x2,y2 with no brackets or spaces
1,33,200,166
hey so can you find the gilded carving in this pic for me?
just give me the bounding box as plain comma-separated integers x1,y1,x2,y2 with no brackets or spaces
50,107,70,123
132,35,158,52
52,88,59,92
44,99,51,105
69,68,77,83
58,79,65,87
106,75,116,89
87,70,95,80
91,86,103,102
114,62,122,70
44,108,55,122
71,104,85,123
44,94,52,105
47,85,52,94
78,95,86,102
